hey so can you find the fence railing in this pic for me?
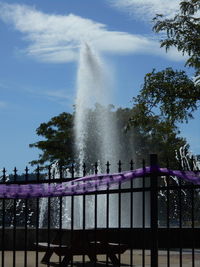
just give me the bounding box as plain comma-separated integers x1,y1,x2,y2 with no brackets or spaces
0,154,200,267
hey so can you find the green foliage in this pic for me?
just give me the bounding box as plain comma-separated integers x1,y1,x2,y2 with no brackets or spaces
29,105,187,169
132,68,199,124
153,0,200,82
128,107,187,167
127,68,193,166
127,0,200,165
29,112,74,167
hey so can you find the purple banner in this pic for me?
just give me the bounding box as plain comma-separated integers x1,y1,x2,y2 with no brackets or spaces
0,166,200,199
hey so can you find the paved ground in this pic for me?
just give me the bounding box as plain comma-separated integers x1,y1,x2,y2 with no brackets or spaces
1,250,200,266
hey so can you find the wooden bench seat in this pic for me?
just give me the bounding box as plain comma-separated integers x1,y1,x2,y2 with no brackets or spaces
36,231,128,266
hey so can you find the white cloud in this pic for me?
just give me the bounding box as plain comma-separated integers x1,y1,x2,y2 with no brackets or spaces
39,90,74,107
24,86,74,107
43,90,71,100
0,2,185,63
0,101,7,108
109,0,181,21
23,86,74,106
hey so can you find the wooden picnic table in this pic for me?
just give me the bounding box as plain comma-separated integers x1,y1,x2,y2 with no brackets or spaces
36,229,128,266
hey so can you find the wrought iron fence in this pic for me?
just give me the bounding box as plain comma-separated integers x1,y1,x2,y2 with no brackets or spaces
0,154,200,266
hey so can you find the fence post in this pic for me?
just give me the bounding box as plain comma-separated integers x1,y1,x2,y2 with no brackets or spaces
150,154,158,267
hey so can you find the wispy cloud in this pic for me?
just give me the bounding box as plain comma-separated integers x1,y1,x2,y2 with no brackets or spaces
0,101,7,108
0,79,73,107
24,87,74,107
40,89,74,107
43,90,71,100
0,2,185,63
109,0,181,21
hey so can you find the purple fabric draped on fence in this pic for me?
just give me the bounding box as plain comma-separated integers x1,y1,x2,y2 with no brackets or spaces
0,166,200,199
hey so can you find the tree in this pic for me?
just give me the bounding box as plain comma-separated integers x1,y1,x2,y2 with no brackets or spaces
127,106,187,167
29,112,74,167
126,0,200,164
127,1,200,162
153,0,200,82
127,68,193,166
131,68,199,124
29,105,187,169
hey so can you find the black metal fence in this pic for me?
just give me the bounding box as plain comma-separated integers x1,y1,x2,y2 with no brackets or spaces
0,154,200,266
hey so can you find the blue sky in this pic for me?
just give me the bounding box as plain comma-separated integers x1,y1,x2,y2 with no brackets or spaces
0,0,199,172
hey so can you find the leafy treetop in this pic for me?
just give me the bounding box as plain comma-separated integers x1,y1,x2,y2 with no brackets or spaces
29,112,74,167
153,0,200,82
132,68,199,124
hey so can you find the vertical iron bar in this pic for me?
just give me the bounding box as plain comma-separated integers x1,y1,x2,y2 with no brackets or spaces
82,163,86,266
47,166,51,267
70,163,75,267
13,167,17,267
106,161,110,267
150,154,158,267
24,167,29,267
35,166,40,267
130,160,134,267
59,165,63,265
191,160,195,267
94,162,98,267
142,159,146,267
191,182,195,267
166,159,170,267
179,177,182,267
118,161,122,266
1,168,6,267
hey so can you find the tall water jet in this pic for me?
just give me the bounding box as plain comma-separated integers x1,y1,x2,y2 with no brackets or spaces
75,43,119,169
74,43,120,227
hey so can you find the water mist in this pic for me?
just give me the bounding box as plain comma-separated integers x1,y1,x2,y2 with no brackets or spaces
75,43,119,168
74,43,120,227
